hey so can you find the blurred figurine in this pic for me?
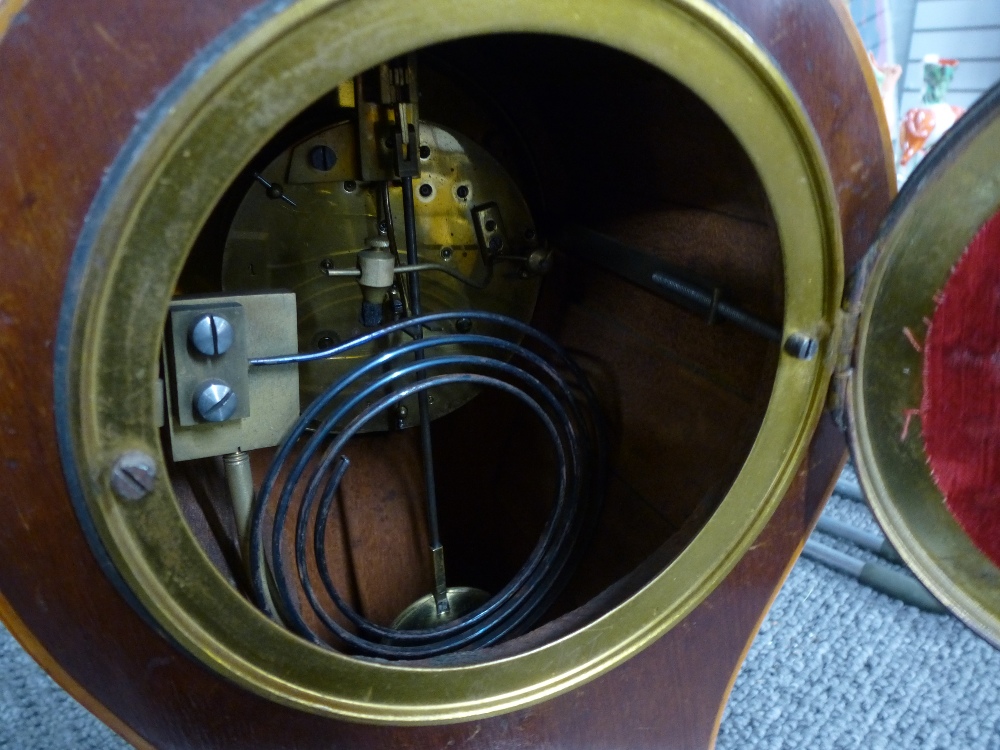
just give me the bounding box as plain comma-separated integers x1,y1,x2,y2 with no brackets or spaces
898,55,964,183
869,51,902,145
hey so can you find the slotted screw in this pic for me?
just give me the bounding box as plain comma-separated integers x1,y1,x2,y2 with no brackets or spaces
189,314,234,357
110,451,157,501
194,380,238,422
308,144,337,172
784,332,819,360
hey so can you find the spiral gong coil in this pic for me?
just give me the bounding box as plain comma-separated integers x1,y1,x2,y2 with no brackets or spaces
249,310,607,657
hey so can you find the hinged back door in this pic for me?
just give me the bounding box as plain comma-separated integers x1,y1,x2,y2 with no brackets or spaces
850,82,1000,646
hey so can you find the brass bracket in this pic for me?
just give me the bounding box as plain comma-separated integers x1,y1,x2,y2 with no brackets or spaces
472,202,510,262
355,55,420,182
164,292,300,462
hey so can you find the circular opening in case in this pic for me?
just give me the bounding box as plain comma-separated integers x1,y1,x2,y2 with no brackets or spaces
60,0,840,723
172,34,788,658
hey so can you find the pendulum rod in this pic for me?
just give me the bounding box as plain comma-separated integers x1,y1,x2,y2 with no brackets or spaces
393,106,450,615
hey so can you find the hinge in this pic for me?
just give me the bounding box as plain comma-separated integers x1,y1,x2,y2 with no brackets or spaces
828,244,879,431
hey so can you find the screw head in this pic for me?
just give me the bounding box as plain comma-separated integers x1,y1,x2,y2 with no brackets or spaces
110,450,157,501
418,183,433,198
440,247,453,261
455,317,473,334
784,332,819,360
189,314,234,357
456,185,470,200
343,180,357,193
527,248,553,275
194,380,238,422
308,144,337,172
315,330,339,350
488,235,504,253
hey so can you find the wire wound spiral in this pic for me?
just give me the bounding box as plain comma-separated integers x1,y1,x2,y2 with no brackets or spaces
248,311,606,658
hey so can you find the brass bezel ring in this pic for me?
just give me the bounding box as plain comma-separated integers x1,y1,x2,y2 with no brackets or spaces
853,84,1000,649
58,0,841,724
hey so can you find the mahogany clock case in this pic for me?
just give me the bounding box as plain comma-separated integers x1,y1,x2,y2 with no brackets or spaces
0,0,892,748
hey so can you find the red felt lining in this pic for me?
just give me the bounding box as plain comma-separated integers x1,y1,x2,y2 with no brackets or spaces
922,209,1000,566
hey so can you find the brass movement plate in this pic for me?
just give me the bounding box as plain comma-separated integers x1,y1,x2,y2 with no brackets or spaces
221,120,542,428
851,85,1000,648
59,0,841,725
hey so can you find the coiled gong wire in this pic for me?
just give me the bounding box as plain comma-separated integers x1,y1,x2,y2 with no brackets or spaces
248,310,606,658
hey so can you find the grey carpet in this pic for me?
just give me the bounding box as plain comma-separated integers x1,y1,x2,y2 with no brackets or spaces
0,627,126,749
2,469,999,748
718,469,1000,749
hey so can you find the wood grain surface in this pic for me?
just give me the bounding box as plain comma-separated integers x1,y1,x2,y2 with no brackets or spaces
0,0,892,747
